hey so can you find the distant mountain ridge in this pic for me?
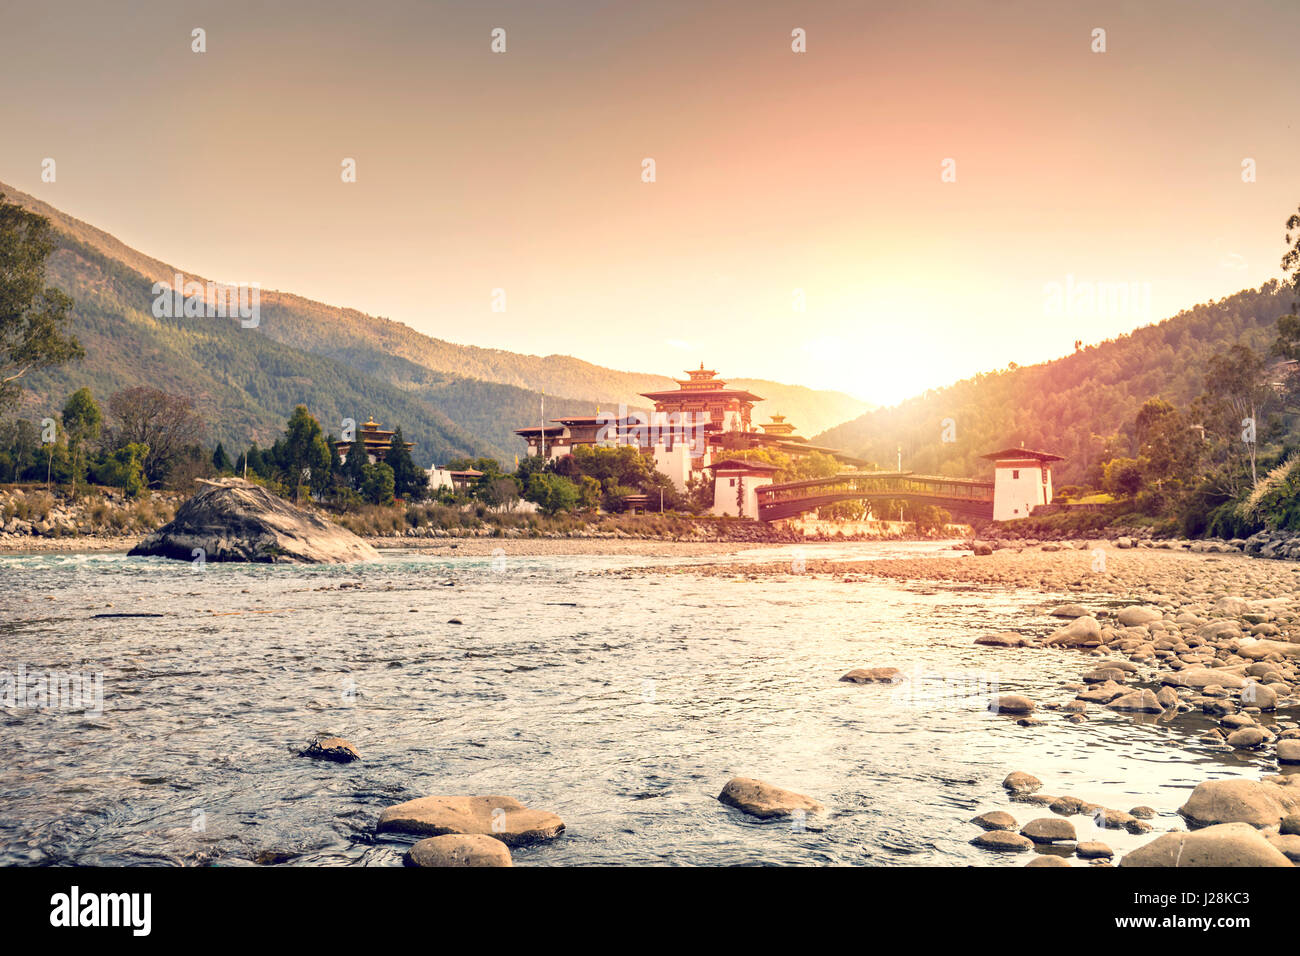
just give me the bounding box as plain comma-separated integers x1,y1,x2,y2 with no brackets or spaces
2,181,870,462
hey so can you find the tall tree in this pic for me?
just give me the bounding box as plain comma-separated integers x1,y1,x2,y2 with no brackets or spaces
283,405,330,502
0,194,82,407
1203,344,1272,488
385,426,423,499
107,386,207,487
61,387,102,497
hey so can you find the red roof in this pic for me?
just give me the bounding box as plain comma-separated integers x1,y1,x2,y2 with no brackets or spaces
980,447,1064,462
639,387,764,403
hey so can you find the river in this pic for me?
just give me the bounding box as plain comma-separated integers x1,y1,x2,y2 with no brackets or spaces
0,541,1273,866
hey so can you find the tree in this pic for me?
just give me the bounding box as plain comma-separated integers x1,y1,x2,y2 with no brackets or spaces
283,405,331,502
361,461,395,505
61,387,101,496
1133,398,1199,491
341,435,368,491
1204,344,1272,487
107,386,207,487
212,442,233,474
385,427,423,499
0,194,82,408
525,471,579,515
96,442,148,498
1103,457,1144,498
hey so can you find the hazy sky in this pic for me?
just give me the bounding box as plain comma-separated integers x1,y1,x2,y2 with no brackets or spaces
2,0,1298,405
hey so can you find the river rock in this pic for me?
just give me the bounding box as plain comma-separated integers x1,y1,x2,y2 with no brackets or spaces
1025,855,1070,866
1106,689,1164,713
1265,833,1300,862
1021,817,1076,843
1156,686,1179,708
1178,778,1300,828
129,478,379,564
404,834,513,867
976,631,1027,648
1235,639,1300,661
1227,727,1267,749
376,794,565,846
1003,771,1042,794
1242,682,1278,710
296,736,360,762
1045,616,1103,647
840,667,905,684
1166,668,1248,690
988,694,1035,715
717,777,823,819
1076,841,1114,859
1215,596,1253,618
1050,603,1090,618
971,830,1034,851
1049,796,1095,816
1281,814,1300,835
1121,822,1293,867
1117,606,1163,627
1129,806,1156,819
971,811,1017,831
1277,740,1300,764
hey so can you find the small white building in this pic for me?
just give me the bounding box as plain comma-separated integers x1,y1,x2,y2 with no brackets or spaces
707,458,780,520
982,446,1063,521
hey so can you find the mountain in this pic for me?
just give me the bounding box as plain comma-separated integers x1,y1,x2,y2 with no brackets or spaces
2,182,869,462
814,283,1293,486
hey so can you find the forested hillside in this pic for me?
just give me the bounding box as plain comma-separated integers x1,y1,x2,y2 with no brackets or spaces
815,283,1292,485
1,181,869,443
15,235,498,463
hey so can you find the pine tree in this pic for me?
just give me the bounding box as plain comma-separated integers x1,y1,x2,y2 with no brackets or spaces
212,441,233,473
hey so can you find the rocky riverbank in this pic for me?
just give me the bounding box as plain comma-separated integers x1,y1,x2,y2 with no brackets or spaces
617,543,1300,865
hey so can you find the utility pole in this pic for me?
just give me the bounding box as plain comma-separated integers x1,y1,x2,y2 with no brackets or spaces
540,393,545,459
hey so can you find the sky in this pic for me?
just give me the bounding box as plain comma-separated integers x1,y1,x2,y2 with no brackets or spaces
2,0,1298,405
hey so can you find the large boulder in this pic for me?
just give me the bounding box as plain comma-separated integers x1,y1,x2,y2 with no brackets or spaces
1178,778,1300,829
376,795,565,846
1120,823,1293,867
130,478,378,564
717,777,823,820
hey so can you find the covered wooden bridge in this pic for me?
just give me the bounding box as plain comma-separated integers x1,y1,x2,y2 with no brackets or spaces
756,471,995,522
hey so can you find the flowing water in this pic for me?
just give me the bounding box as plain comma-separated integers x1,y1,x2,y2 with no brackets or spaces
0,541,1287,866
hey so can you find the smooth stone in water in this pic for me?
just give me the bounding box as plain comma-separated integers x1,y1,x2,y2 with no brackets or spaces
1021,817,1077,843
717,777,823,820
403,834,513,867
839,667,905,684
971,830,1034,852
1002,771,1042,794
970,811,1017,831
377,794,565,846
